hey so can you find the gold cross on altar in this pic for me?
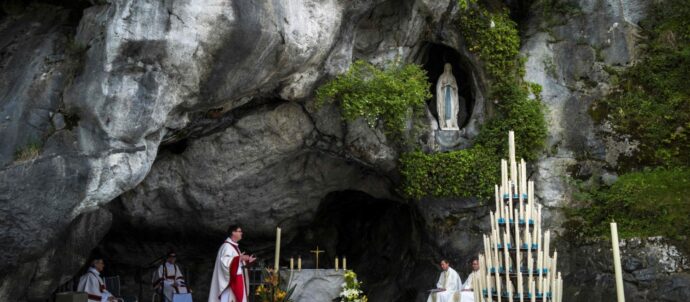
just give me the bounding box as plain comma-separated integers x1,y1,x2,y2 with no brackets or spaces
310,246,324,269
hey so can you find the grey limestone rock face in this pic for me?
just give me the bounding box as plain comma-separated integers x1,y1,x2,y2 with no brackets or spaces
521,0,648,217
559,237,690,302
118,102,393,238
1,0,435,299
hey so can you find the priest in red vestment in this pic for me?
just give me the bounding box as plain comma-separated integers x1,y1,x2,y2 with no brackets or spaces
208,225,256,302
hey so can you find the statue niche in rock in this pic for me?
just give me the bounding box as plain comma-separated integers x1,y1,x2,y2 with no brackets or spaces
436,63,461,130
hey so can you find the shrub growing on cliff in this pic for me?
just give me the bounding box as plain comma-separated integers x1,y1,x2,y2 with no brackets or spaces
14,141,42,163
315,60,432,135
458,6,521,79
400,147,499,200
565,168,690,252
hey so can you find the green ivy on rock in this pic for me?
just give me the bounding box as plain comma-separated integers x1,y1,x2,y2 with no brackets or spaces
565,168,690,253
315,60,432,136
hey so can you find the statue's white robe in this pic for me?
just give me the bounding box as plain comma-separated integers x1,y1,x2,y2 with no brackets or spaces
208,238,247,302
154,262,190,302
77,268,112,302
427,267,463,302
435,64,460,130
460,271,478,302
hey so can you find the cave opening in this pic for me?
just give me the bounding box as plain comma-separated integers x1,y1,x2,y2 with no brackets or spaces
420,43,476,129
66,190,441,302
286,190,438,302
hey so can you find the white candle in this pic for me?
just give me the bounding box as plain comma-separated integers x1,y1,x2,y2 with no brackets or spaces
551,251,558,298
495,271,503,302
514,209,521,265
493,231,500,278
486,271,493,302
343,257,347,270
545,271,550,298
487,236,495,271
509,131,517,184
540,276,545,298
558,274,563,302
518,177,524,224
611,222,625,302
527,232,533,280
290,257,294,271
474,272,481,302
298,255,302,271
527,181,534,224
484,236,490,270
274,227,281,274
530,279,536,302
503,232,510,281
335,257,339,271
479,255,486,300
544,231,551,271
502,159,508,198
508,183,515,221
537,251,543,290
521,159,527,195
503,206,509,227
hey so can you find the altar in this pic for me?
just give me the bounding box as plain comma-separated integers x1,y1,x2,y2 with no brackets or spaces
279,269,345,302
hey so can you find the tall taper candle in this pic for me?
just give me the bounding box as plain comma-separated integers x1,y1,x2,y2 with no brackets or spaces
544,231,551,271
274,227,281,274
531,279,536,302
509,131,517,183
335,257,339,271
506,181,515,223
527,232,533,280
290,257,294,271
343,257,347,270
611,222,625,302
551,251,558,298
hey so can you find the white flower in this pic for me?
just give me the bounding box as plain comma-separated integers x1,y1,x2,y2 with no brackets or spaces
490,20,495,28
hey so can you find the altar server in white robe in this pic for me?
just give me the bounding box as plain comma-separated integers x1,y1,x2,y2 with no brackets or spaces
460,258,480,302
208,225,256,302
78,258,117,302
427,259,463,302
154,250,191,302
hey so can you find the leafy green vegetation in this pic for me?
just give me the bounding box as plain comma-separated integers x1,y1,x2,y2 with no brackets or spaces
398,2,547,200
458,6,521,79
565,168,690,251
315,60,432,136
593,0,690,168
400,147,499,200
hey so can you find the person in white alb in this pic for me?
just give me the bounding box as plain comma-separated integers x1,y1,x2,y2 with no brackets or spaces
208,225,256,302
427,259,463,302
153,250,191,302
460,258,480,302
77,258,118,302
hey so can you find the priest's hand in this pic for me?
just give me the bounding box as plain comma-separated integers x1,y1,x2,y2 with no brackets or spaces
240,253,256,263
